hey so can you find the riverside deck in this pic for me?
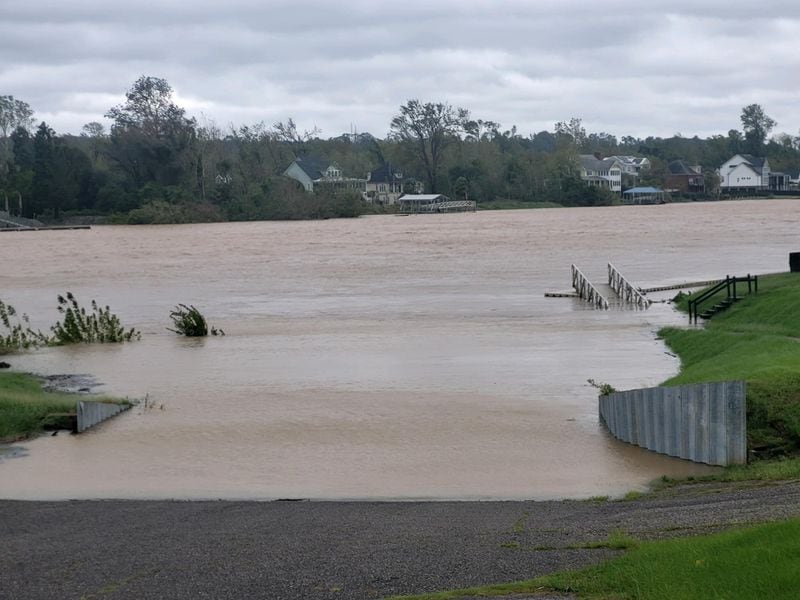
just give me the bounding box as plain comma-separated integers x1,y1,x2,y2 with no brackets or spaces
1,224,91,232
548,267,734,305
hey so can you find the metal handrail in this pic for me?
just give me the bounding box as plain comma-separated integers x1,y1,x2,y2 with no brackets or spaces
688,274,758,322
607,263,650,308
571,264,609,309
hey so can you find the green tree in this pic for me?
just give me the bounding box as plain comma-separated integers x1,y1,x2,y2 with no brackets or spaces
0,96,34,207
0,96,33,138
31,122,57,217
464,119,500,142
453,176,469,200
2,127,34,213
390,99,469,192
554,117,587,149
30,123,92,219
704,170,721,199
80,121,107,166
740,104,776,155
105,76,197,188
639,157,669,188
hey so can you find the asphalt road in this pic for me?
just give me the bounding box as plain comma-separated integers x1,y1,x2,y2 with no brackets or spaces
2,481,800,600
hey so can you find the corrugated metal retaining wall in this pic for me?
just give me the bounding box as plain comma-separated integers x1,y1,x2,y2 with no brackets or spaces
598,381,746,466
77,401,130,433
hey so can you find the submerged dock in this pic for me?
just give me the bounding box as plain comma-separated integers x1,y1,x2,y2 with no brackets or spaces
547,264,733,306
1,225,91,232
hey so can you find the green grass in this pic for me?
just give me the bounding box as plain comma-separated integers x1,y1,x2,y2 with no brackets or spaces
660,272,800,455
0,372,77,440
539,518,800,600
0,372,125,441
621,490,645,501
585,495,610,503
654,456,800,490
386,519,800,600
570,530,639,551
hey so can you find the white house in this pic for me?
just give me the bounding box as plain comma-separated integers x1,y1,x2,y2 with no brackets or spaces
284,155,366,193
718,154,770,192
608,155,650,175
579,155,622,193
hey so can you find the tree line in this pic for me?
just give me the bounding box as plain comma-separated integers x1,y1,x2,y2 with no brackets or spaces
1,77,798,223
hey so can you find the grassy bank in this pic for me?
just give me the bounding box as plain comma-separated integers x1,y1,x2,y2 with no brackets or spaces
661,272,800,455
388,518,800,600
0,372,125,441
539,518,800,600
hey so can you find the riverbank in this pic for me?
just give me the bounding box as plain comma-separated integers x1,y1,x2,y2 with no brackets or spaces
0,371,125,442
384,271,800,598
661,271,800,457
0,372,81,441
2,479,799,600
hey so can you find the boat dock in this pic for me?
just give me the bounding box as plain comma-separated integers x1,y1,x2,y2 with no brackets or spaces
0,211,91,232
1,225,91,232
546,265,726,308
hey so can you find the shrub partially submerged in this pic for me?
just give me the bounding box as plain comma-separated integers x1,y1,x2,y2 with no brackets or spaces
52,293,140,344
0,293,140,352
168,304,224,337
588,378,617,396
0,300,49,352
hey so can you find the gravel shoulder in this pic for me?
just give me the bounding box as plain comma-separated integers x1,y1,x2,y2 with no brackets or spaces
2,480,799,600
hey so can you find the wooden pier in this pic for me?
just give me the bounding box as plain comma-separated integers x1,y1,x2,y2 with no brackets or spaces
0,225,91,232
639,279,721,293
544,263,752,309
554,264,651,309
607,263,650,308
571,264,609,309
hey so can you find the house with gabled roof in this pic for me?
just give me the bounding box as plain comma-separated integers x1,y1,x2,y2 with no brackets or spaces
666,160,704,194
365,163,405,205
718,154,770,192
284,155,366,193
579,154,622,193
607,155,650,175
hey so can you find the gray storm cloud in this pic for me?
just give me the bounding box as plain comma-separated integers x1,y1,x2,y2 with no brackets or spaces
1,0,798,138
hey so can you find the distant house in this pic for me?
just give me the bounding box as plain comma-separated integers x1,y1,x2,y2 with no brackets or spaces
608,155,650,175
718,154,770,192
365,163,405,205
579,154,622,193
666,160,704,194
284,155,366,193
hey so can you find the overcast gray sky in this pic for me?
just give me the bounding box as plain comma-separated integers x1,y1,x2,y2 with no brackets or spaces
2,0,798,140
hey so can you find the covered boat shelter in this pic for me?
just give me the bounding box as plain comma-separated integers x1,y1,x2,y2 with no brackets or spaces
622,186,667,205
398,194,476,214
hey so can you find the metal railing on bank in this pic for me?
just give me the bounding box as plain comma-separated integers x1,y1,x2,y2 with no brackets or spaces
688,274,758,323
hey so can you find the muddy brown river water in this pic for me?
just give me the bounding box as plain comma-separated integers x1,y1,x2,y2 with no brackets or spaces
1,200,798,500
